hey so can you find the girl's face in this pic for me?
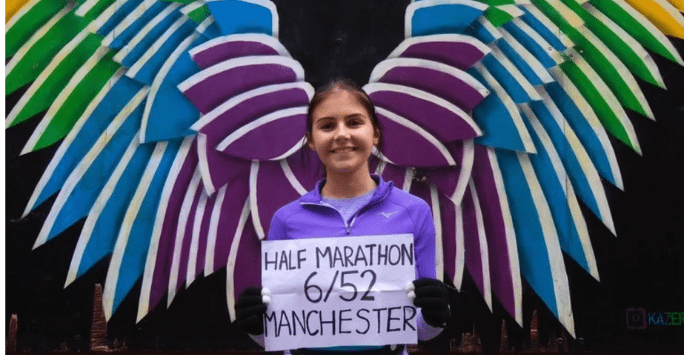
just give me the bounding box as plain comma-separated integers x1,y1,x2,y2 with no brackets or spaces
308,89,379,176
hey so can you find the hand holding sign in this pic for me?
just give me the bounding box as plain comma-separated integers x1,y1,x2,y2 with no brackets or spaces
235,287,268,335
411,278,450,327
261,234,418,351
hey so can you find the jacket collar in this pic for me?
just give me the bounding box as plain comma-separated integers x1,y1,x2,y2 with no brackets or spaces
300,174,393,205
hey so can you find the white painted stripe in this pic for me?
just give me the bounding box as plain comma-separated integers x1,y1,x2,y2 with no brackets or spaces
217,106,308,151
373,147,397,166
521,4,575,48
519,103,598,280
575,26,654,119
402,167,414,192
127,16,190,78
103,141,169,320
204,184,228,276
373,160,387,175
65,132,141,288
517,152,575,337
478,17,503,41
21,46,113,155
191,81,313,131
226,197,252,321
388,33,491,61
196,133,217,195
189,33,290,61
137,135,195,322
186,188,209,287
653,0,684,30
549,61,625,187
518,103,569,195
17,62,126,215
511,18,565,65
88,0,133,34
499,27,555,84
497,4,525,18
6,3,76,75
249,160,266,240
542,0,584,27
363,82,481,136
584,4,664,88
75,0,103,17
31,85,145,249
486,147,523,326
430,184,444,282
473,63,537,154
6,0,43,34
369,57,490,99
535,86,616,235
102,0,157,47
280,159,308,196
489,44,542,101
376,107,456,166
606,0,683,65
167,168,203,307
566,182,599,279
140,30,201,143
7,29,91,128
468,181,492,311
405,0,489,38
453,192,465,290
113,2,182,63
194,16,214,35
449,139,475,205
181,0,206,16
178,55,306,93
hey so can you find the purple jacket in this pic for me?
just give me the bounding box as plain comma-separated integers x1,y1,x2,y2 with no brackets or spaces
261,176,443,346
267,175,437,280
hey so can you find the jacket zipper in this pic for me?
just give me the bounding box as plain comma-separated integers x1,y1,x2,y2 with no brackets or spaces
301,185,392,235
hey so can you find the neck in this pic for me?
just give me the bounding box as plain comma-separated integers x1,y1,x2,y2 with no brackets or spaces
321,166,376,199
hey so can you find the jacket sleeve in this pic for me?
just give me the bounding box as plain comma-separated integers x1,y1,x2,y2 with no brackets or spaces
411,199,437,280
410,199,444,341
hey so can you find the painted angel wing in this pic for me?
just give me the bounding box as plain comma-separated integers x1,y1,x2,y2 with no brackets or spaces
365,0,684,337
6,0,320,323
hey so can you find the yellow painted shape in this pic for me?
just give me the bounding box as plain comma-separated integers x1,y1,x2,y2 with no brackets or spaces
665,0,684,12
623,0,684,38
6,0,31,22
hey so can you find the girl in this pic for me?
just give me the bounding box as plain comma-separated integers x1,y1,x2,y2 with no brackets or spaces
236,78,450,354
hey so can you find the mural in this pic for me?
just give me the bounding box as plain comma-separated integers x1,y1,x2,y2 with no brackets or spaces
5,0,684,352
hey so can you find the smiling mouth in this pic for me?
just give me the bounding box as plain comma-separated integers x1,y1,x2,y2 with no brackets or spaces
331,147,357,153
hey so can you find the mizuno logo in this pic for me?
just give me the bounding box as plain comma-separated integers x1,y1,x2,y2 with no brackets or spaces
379,211,398,218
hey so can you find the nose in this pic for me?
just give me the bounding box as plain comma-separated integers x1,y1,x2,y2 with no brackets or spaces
334,122,350,141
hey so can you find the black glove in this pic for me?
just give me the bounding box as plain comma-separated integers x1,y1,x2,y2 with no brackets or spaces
235,287,268,335
412,278,450,327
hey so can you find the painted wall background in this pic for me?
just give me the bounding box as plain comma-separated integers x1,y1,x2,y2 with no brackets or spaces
5,0,684,352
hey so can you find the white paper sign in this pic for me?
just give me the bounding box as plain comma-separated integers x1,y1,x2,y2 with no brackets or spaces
261,234,417,351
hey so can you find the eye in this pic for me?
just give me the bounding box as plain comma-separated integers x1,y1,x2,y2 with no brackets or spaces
319,122,335,131
347,119,362,127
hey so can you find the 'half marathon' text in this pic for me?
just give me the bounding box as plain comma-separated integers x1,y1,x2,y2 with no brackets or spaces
264,243,415,271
